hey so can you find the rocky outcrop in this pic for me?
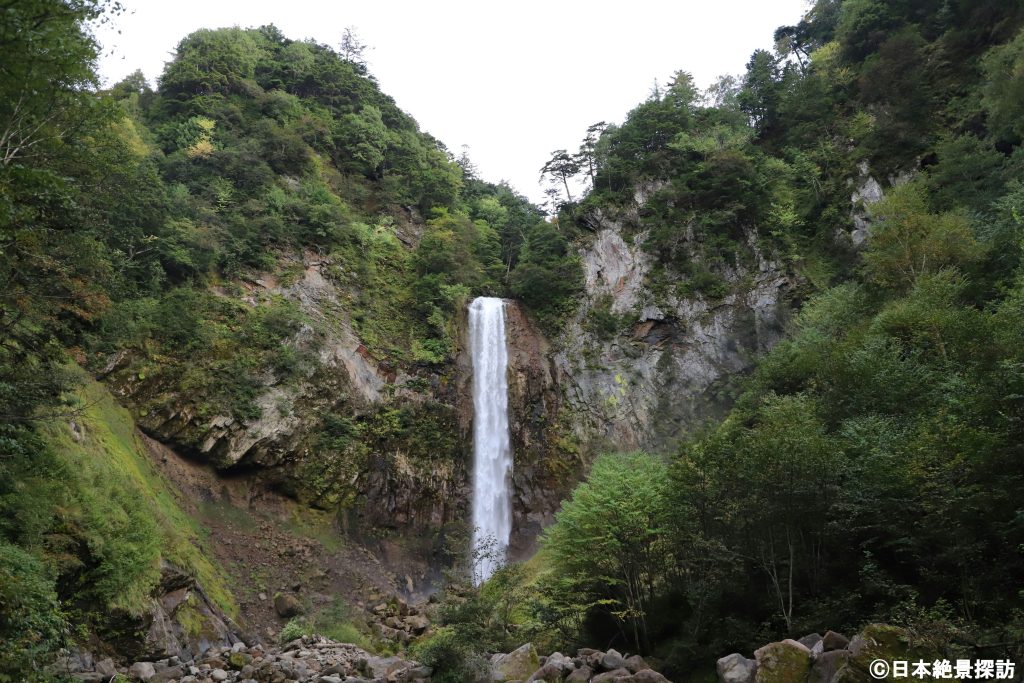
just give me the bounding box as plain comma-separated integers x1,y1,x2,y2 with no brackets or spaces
53,635,431,683
102,253,473,566
103,254,392,472
51,561,245,671
846,161,915,247
135,561,245,663
556,204,794,454
96,179,799,588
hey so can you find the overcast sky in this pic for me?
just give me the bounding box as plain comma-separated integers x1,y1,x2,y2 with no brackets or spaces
95,0,810,205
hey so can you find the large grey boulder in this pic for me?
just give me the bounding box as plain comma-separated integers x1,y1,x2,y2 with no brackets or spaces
625,654,651,673
601,649,627,671
528,652,575,681
95,659,117,678
797,633,822,650
593,669,632,682
493,643,541,682
717,653,757,683
129,662,156,681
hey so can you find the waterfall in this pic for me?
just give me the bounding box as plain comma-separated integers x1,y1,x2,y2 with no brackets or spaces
468,296,513,585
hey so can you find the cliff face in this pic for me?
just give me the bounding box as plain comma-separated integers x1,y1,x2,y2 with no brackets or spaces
554,196,796,455
453,300,574,559
101,251,469,539
98,186,800,574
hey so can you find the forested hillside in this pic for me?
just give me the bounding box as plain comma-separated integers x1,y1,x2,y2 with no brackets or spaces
425,0,1024,678
0,1,578,677
3,0,1024,681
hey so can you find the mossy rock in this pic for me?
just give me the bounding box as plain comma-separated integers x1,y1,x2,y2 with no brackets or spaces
492,643,541,682
754,639,812,683
227,651,252,669
833,624,941,683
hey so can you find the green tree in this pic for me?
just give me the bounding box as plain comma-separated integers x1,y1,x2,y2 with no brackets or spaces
981,28,1024,143
540,149,581,204
159,27,263,104
541,453,671,653
862,183,983,289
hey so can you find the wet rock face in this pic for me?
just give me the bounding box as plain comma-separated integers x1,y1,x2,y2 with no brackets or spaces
454,300,577,561
503,303,576,558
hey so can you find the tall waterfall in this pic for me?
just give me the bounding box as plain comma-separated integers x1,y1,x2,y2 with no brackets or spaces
468,296,513,585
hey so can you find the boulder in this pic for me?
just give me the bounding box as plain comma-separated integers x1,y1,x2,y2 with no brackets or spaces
833,624,938,683
129,662,156,681
273,593,304,618
630,670,671,683
601,649,626,671
493,644,541,682
808,649,849,683
754,640,811,683
797,634,822,650
593,669,632,682
528,652,575,681
96,659,117,678
60,650,94,672
567,665,593,682
227,651,252,669
149,665,184,683
717,653,757,683
625,655,651,673
404,614,430,634
822,631,850,652
360,655,410,678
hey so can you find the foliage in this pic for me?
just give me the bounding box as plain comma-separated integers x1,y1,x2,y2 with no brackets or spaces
0,542,66,682
541,453,670,652
8,0,1024,677
279,617,310,643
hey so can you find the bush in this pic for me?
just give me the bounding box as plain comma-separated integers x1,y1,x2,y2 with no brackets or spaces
411,626,488,683
279,617,312,643
0,543,67,682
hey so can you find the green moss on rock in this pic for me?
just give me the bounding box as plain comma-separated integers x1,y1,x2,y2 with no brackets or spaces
754,639,812,683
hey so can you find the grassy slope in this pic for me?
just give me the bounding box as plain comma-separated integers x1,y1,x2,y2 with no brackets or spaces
40,366,236,618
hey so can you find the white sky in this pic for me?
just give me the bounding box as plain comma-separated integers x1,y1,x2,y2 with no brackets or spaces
95,0,810,205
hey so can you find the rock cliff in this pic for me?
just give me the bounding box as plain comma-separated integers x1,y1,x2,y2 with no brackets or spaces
554,194,795,454
98,182,802,573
